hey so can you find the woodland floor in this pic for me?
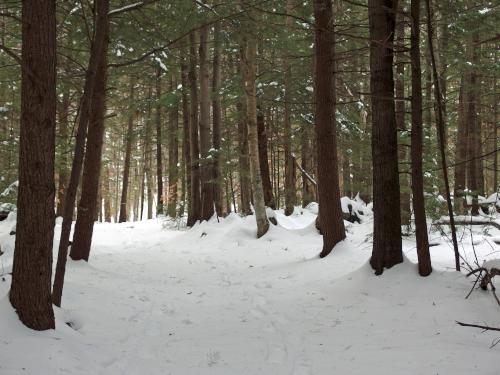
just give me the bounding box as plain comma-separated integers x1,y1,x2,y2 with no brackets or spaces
0,207,499,374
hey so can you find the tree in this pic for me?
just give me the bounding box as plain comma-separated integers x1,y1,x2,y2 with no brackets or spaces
368,0,403,274
313,0,346,258
156,68,164,215
241,15,269,238
10,0,56,330
69,0,111,261
119,77,136,223
410,0,432,276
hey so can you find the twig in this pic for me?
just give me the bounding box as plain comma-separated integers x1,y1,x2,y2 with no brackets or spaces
456,321,500,332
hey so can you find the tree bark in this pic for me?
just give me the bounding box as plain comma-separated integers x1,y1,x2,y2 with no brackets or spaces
69,21,109,261
118,78,135,223
187,31,201,226
181,55,191,218
237,98,252,215
368,0,403,274
56,86,70,217
454,76,467,213
283,0,296,216
241,30,269,238
258,105,275,209
52,0,110,306
156,67,164,215
167,74,179,218
10,0,56,330
313,0,346,258
410,0,432,276
199,24,214,221
145,84,154,219
212,22,224,217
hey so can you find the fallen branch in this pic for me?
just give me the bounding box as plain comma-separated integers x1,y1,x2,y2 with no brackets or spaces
435,219,500,230
456,321,500,332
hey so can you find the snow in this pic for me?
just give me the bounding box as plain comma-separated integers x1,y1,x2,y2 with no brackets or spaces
0,208,499,374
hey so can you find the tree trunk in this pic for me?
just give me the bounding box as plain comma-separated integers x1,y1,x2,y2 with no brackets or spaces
52,0,110,307
410,0,432,276
187,31,201,226
313,0,346,258
283,0,296,216
181,55,191,218
69,22,109,261
10,0,56,330
237,99,252,215
167,74,179,218
118,78,135,223
104,164,112,222
156,67,164,215
145,85,154,219
199,24,214,221
395,11,411,226
56,86,70,217
241,31,269,238
258,105,276,209
212,22,224,217
368,0,403,274
454,76,467,213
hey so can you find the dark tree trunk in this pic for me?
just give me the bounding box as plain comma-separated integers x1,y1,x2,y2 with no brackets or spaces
56,87,70,217
212,22,224,217
167,74,179,218
410,0,432,276
313,0,346,258
145,85,154,220
257,105,276,209
395,12,411,226
52,0,110,306
103,165,112,222
368,0,403,274
156,67,164,215
199,24,214,221
10,0,56,330
69,27,109,261
118,78,135,223
181,55,191,218
237,99,252,215
187,31,201,226
454,77,467,213
283,0,296,216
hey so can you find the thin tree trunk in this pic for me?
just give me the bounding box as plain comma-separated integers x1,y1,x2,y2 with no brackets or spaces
70,21,109,261
212,22,224,217
156,67,164,215
167,74,179,218
368,0,403,274
258,105,275,209
237,99,252,215
56,87,70,217
284,0,296,216
199,24,214,221
118,78,135,223
313,0,346,258
52,0,110,307
241,28,269,238
454,76,467,213
10,0,56,330
410,0,432,276
181,55,191,218
425,0,460,271
104,164,112,222
145,84,154,219
188,31,201,226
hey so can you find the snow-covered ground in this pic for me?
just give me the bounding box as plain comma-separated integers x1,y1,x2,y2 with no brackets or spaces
0,207,499,375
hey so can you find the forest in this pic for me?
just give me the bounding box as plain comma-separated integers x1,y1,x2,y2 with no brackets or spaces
0,0,499,374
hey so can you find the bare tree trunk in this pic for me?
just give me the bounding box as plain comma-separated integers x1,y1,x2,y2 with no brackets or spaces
181,55,191,218
395,12,411,226
283,0,296,216
10,0,56,330
187,31,201,226
167,74,179,218
313,0,346,258
156,67,164,215
410,0,432,276
104,164,112,222
145,84,154,219
258,105,276,209
237,99,252,215
56,86,70,217
70,23,109,261
241,29,269,238
425,0,460,271
454,76,467,213
212,22,224,217
199,24,214,221
118,78,135,223
368,0,403,274
52,0,110,306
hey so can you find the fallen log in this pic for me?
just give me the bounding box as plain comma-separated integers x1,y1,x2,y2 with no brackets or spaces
435,219,500,230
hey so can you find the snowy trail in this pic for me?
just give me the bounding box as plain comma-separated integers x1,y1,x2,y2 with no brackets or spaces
1,210,500,374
